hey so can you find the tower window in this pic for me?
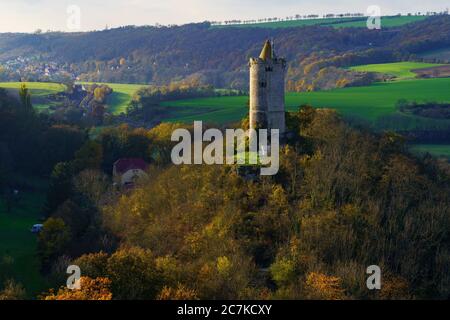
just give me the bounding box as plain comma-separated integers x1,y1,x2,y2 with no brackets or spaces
259,82,267,88
265,66,273,72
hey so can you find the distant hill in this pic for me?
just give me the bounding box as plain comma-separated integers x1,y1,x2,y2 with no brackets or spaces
0,15,449,89
212,15,428,29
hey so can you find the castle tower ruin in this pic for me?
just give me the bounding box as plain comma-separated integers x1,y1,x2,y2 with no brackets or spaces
249,40,286,136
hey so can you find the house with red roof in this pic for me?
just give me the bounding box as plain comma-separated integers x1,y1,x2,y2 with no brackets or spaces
113,158,149,187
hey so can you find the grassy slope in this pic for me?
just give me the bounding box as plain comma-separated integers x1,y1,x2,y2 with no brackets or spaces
213,15,428,29
0,187,49,298
213,17,360,29
161,77,450,124
330,15,428,28
349,62,444,79
162,61,450,156
80,82,146,115
0,81,145,114
0,82,65,94
0,82,65,111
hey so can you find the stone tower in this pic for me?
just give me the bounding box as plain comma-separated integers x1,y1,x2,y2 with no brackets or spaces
249,40,286,135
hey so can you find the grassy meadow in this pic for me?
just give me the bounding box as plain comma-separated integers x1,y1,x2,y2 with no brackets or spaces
160,60,450,156
79,82,146,115
0,82,65,95
161,77,450,127
330,15,428,28
0,185,49,298
349,62,444,79
213,15,428,29
2,62,450,153
0,81,145,114
0,82,66,111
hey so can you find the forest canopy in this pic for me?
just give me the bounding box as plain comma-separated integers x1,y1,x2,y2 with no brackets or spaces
36,106,450,300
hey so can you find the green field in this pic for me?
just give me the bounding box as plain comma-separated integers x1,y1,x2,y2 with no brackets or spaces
329,15,428,28
161,61,450,156
213,15,428,29
0,185,49,298
0,82,66,111
2,62,449,126
214,17,362,29
0,82,65,95
349,62,444,79
80,82,146,115
0,81,145,114
410,144,450,158
161,77,450,127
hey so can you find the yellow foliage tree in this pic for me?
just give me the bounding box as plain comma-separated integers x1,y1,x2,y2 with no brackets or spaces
305,272,346,300
0,280,26,300
157,284,198,300
43,277,112,300
379,276,411,300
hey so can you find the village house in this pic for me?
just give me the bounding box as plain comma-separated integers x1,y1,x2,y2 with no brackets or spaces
113,158,149,187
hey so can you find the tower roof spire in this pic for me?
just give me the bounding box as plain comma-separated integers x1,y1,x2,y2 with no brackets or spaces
259,40,272,60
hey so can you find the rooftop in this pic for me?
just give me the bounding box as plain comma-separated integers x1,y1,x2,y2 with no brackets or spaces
113,158,149,175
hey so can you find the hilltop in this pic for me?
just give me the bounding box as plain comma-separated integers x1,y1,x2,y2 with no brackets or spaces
212,15,428,29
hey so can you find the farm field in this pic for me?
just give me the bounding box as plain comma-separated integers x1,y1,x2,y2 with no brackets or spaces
0,82,66,111
0,81,65,94
213,15,428,29
161,60,450,157
329,15,428,28
0,186,49,298
0,81,146,114
349,62,444,79
79,82,146,115
214,17,365,29
161,77,450,126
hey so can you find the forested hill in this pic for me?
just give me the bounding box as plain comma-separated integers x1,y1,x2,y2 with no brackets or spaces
0,16,449,88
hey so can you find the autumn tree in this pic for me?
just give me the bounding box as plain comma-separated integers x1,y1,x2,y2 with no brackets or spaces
0,280,26,300
304,272,346,300
157,284,198,300
73,141,103,171
37,218,71,267
106,247,162,300
43,277,112,300
45,162,75,214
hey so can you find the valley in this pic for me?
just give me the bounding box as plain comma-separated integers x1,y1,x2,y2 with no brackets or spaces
2,61,450,156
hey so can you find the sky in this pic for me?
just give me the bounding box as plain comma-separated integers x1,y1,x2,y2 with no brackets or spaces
0,0,447,33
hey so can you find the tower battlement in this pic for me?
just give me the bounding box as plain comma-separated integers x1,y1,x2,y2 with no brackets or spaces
249,40,286,135
249,57,286,65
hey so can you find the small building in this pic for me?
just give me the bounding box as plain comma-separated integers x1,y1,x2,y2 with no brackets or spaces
113,158,149,187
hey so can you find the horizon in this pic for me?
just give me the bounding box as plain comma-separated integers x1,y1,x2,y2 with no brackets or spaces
0,0,448,33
